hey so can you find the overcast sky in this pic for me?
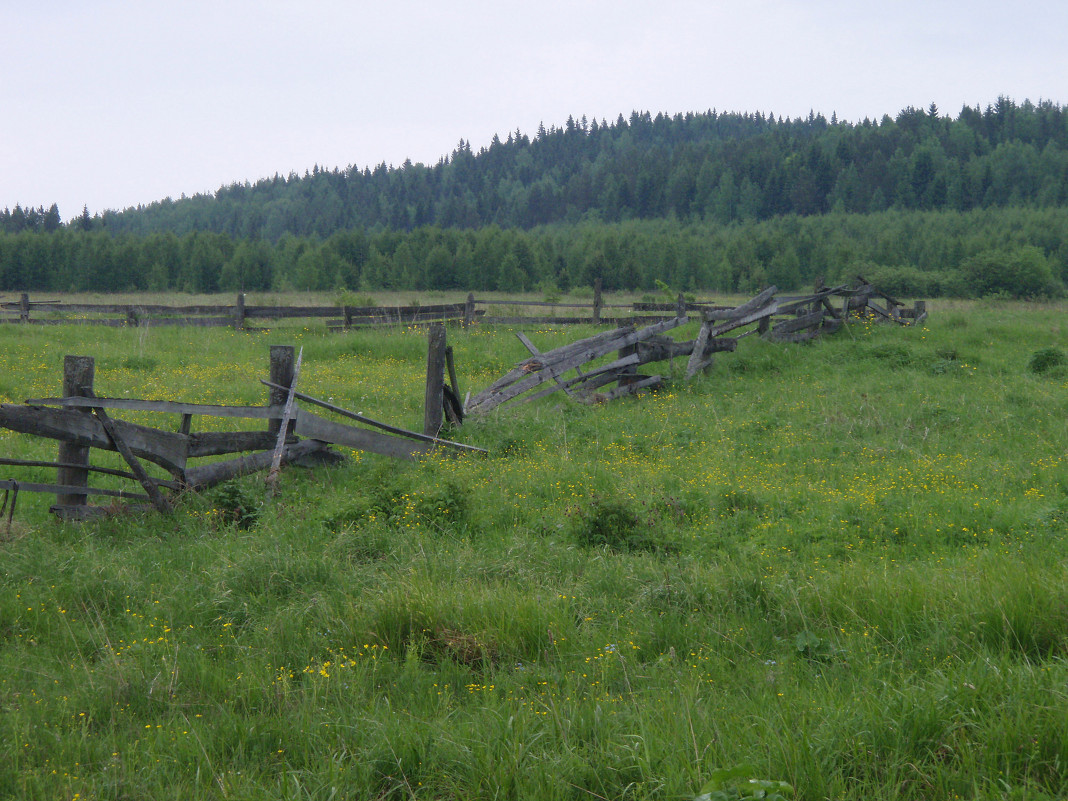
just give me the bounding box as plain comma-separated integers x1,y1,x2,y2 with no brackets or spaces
3,0,1066,221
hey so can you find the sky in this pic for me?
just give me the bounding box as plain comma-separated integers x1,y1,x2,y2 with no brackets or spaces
3,0,1066,221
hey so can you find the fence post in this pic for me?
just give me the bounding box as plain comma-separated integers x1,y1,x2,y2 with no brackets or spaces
617,320,638,387
19,293,29,323
676,293,686,319
592,279,603,324
234,293,246,330
268,345,295,436
463,293,475,329
914,300,927,324
55,355,95,511
125,307,139,327
423,323,447,437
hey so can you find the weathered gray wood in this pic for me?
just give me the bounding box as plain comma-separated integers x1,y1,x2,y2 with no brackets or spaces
687,290,779,378
0,457,181,489
258,381,486,454
424,324,447,437
685,322,714,379
24,396,282,419
50,505,110,521
267,346,303,489
516,332,577,398
588,375,662,403
1,478,149,501
234,293,246,330
86,393,173,514
463,293,476,328
777,285,849,315
445,345,461,401
769,309,826,336
476,299,602,308
25,302,232,315
767,329,825,344
2,403,189,476
57,356,94,507
592,278,603,324
268,345,295,436
187,431,282,458
294,411,434,460
184,440,329,490
467,316,687,414
514,353,642,406
471,327,633,403
701,286,778,321
20,293,30,323
913,301,927,324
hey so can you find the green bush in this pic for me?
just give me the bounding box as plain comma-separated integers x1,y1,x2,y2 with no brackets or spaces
567,496,663,552
1029,347,1068,375
961,246,1062,299
206,480,263,529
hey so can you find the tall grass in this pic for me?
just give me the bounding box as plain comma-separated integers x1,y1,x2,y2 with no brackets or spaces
1,299,1066,799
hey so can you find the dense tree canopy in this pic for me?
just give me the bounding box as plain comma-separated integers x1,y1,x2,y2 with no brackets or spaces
2,98,1066,298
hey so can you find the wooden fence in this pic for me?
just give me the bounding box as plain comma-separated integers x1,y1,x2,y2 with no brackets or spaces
0,345,482,521
465,278,928,415
1,281,753,331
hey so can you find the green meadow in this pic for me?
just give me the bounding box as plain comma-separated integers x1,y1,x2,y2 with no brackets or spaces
1,298,1067,800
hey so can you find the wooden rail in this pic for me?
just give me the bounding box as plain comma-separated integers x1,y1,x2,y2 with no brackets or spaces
0,344,484,520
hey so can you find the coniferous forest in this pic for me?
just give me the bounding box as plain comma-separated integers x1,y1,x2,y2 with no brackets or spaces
3,98,1067,297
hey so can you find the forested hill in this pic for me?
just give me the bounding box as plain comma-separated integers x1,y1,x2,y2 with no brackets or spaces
73,98,1068,239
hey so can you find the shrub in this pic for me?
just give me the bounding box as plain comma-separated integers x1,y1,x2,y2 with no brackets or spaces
566,496,668,552
960,246,1062,299
1029,347,1067,375
206,480,263,529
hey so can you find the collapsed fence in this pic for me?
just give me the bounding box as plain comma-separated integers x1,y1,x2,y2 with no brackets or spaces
464,278,927,414
0,278,925,525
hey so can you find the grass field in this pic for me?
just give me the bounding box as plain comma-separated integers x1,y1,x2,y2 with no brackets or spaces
1,298,1067,800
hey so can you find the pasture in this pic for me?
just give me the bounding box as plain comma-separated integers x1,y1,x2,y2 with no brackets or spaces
1,298,1067,800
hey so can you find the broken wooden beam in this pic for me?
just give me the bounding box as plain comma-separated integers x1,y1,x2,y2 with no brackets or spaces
83,389,172,514
0,404,189,477
267,346,303,490
294,410,435,461
259,381,485,455
467,316,687,414
183,440,331,490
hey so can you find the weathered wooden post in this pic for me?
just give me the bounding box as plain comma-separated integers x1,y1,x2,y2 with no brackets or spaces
125,307,139,327
343,305,353,330
676,293,686,319
617,320,638,387
914,300,927,324
463,293,475,329
19,293,29,324
268,345,295,436
592,279,603,324
423,323,447,437
55,356,94,512
233,293,246,330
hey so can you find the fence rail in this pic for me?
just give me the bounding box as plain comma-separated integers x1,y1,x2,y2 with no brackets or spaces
0,280,739,331
1,278,926,332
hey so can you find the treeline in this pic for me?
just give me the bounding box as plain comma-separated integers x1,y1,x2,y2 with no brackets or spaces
2,208,1064,299
65,98,1068,239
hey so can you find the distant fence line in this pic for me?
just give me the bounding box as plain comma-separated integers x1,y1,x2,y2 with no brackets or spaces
0,282,736,331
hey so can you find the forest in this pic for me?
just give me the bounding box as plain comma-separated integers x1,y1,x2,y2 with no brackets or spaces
2,97,1067,297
